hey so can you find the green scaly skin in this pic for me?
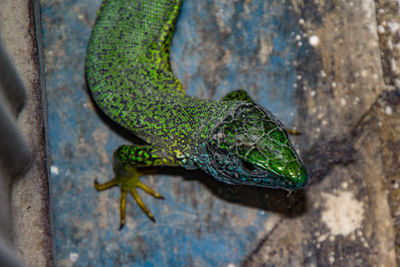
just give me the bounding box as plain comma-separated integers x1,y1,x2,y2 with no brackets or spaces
85,0,308,228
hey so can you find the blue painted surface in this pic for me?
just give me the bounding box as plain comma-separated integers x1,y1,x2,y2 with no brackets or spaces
42,0,304,265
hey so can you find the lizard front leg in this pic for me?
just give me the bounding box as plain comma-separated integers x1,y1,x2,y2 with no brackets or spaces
94,145,179,229
222,89,254,102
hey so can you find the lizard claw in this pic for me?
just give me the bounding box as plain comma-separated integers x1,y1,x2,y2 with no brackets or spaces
94,170,164,229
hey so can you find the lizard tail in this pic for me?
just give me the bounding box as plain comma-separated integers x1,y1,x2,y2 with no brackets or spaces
85,0,184,124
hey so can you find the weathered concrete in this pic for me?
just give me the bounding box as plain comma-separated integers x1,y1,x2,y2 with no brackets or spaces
245,0,398,265
0,0,53,266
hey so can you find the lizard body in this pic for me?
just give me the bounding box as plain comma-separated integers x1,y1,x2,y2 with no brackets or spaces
85,0,308,228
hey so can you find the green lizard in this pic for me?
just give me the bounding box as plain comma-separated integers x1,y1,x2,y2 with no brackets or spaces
85,0,308,229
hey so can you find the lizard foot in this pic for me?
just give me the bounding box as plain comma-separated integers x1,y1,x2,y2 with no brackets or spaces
94,167,164,229
285,128,300,135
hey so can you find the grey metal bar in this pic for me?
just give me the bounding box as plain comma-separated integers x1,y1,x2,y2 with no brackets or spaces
0,37,27,117
0,37,32,178
0,240,25,267
0,36,32,267
0,91,32,177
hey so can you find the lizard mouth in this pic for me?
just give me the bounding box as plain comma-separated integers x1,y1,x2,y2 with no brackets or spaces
201,143,301,189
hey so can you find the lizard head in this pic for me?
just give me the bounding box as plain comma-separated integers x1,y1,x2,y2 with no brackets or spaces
205,103,308,190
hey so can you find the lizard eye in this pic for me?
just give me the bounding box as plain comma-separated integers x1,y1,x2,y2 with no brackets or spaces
240,159,256,172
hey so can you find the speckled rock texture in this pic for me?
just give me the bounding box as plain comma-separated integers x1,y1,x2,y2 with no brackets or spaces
41,0,399,266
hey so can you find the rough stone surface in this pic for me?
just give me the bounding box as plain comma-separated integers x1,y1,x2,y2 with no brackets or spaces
243,0,399,266
0,0,53,266
374,1,400,264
